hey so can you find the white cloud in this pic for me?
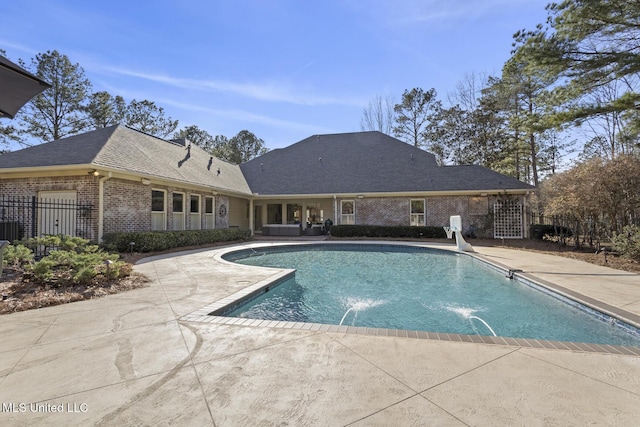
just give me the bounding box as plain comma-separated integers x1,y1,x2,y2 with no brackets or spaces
0,39,40,61
160,99,333,134
94,64,362,107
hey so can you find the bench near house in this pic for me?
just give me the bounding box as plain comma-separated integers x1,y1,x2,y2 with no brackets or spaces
0,125,535,241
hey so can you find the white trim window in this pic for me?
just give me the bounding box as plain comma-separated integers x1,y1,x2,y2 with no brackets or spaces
205,197,215,229
410,199,425,226
189,194,201,230
341,200,355,225
172,192,185,231
151,189,167,231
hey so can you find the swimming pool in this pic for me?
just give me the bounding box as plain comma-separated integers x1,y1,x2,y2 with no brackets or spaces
220,244,640,347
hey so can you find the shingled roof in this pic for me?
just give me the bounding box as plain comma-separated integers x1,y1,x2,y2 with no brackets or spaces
1,128,534,197
0,125,252,196
241,131,534,195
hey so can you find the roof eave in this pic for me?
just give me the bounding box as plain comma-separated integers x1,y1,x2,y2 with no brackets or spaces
0,164,254,198
250,188,534,199
0,164,98,178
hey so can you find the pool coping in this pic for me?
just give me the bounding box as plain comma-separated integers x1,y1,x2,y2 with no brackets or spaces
180,241,640,357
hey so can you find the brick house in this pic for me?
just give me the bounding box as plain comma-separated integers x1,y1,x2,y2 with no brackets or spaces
241,132,535,238
0,126,534,241
0,125,251,241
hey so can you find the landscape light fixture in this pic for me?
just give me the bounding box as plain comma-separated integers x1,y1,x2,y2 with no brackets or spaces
103,259,114,280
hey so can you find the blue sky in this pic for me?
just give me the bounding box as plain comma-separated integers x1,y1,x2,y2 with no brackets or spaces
2,0,549,150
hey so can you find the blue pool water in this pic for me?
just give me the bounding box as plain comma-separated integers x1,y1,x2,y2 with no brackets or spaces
222,244,640,347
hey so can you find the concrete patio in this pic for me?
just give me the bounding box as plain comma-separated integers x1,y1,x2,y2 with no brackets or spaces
1,240,639,426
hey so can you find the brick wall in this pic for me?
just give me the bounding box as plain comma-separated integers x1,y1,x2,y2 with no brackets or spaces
0,175,99,203
333,195,523,238
351,197,409,226
0,175,235,239
428,196,472,227
0,175,100,240
103,178,150,233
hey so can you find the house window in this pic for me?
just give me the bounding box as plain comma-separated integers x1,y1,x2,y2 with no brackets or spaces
151,189,166,231
190,194,201,230
341,200,355,225
205,197,215,229
172,192,185,230
410,199,425,226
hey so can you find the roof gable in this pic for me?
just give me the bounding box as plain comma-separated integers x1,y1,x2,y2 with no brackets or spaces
0,125,252,195
241,131,533,194
0,126,117,168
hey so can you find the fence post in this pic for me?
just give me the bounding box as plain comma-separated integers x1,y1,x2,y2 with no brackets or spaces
30,196,37,238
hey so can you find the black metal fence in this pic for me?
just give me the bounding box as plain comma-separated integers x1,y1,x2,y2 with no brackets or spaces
0,196,95,243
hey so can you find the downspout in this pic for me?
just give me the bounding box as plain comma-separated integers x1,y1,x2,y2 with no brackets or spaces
98,172,112,242
333,195,337,224
249,197,254,236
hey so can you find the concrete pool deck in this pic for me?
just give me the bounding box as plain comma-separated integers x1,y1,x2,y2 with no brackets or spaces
1,240,640,426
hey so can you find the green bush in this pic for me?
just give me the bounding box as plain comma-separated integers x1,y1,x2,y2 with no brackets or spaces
17,235,100,254
612,225,640,261
329,225,447,239
3,235,128,285
32,257,55,281
2,244,34,267
530,224,573,240
29,249,125,284
101,228,252,253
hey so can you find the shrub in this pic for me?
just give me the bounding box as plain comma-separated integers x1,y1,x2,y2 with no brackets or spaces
101,228,252,253
17,235,100,254
530,224,573,240
5,235,129,285
30,257,56,281
611,225,640,261
2,244,34,267
28,249,126,285
330,225,446,239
